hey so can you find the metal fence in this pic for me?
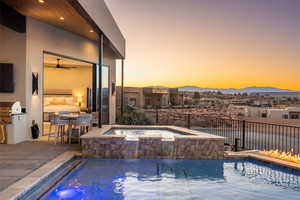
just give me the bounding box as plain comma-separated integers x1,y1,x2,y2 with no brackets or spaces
187,115,300,154
147,110,300,153
199,118,300,153
120,108,300,153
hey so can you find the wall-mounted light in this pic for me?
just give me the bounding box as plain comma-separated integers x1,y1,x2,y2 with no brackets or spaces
32,72,38,95
76,96,83,107
59,16,65,21
112,82,116,96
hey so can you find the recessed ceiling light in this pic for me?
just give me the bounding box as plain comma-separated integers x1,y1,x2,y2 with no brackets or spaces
59,17,65,21
90,30,94,33
38,0,45,3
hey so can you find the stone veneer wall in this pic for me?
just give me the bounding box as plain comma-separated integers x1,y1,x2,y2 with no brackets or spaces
82,136,224,159
140,109,229,127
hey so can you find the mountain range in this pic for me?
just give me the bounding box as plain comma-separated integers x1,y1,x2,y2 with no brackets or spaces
177,86,299,94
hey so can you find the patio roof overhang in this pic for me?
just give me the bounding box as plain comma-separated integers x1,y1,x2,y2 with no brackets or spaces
1,0,125,59
1,0,126,128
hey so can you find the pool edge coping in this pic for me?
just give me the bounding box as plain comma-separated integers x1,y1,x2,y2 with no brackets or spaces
0,151,80,200
80,125,224,140
225,151,300,171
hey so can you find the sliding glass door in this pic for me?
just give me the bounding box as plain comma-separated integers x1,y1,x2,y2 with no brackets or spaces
101,65,110,124
91,64,110,125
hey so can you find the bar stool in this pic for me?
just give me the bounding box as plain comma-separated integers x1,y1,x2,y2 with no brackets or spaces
71,114,92,144
48,113,55,135
48,116,68,144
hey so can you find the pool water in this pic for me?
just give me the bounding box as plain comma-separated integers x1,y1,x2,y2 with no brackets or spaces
105,128,187,140
42,159,300,200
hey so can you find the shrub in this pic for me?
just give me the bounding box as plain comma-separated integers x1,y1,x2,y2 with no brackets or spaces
117,108,154,125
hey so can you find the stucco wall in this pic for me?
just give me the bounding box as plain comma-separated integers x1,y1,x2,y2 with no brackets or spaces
0,24,26,105
104,51,116,124
26,17,117,135
77,0,125,58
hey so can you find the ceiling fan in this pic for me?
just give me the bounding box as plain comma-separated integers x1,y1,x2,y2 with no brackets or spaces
45,59,78,69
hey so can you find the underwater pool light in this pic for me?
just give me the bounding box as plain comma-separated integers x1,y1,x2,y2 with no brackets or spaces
54,187,84,200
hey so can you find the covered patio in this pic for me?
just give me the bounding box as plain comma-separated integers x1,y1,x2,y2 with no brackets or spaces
0,0,126,194
0,0,126,145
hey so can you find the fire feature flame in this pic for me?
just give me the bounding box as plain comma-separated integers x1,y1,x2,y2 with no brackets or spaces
260,149,300,164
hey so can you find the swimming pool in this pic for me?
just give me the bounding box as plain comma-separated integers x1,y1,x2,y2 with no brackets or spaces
42,159,300,200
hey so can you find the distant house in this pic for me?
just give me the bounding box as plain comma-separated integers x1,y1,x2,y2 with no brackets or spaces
169,88,194,106
199,97,221,106
228,105,266,118
143,87,170,108
231,106,300,120
116,87,144,108
117,86,170,109
228,105,249,117
266,107,300,119
230,98,250,105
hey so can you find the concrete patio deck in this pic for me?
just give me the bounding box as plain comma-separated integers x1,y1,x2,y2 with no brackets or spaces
0,140,80,192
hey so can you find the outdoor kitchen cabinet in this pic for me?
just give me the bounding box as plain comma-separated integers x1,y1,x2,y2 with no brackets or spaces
6,113,28,144
0,102,29,144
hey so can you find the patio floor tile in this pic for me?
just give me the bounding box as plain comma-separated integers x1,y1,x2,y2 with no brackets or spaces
0,140,80,192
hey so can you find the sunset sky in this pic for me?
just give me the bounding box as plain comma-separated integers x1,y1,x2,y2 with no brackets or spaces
106,0,300,90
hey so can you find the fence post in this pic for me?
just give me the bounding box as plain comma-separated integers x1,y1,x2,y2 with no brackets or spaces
234,138,240,152
187,114,191,129
242,120,246,149
156,108,159,125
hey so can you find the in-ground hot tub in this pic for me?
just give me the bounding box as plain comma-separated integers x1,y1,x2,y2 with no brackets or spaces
105,128,189,141
81,125,224,159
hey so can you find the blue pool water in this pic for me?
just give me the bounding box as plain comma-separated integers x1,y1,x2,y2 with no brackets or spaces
42,159,300,200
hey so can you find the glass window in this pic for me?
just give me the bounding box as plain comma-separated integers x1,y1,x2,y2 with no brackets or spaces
290,114,299,119
102,65,110,124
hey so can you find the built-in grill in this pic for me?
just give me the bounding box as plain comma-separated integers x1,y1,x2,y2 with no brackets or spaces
0,103,11,122
0,102,23,144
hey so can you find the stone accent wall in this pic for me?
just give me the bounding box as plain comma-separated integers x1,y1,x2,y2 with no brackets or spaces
175,137,224,159
82,135,224,159
138,137,163,158
141,109,229,127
